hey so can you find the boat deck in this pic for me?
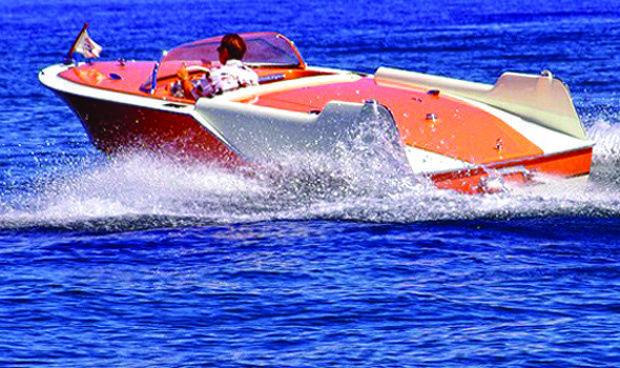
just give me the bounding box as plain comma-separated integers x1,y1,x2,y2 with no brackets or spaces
56,60,590,172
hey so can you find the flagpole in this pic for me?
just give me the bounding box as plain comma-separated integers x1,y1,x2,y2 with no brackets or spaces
65,22,89,63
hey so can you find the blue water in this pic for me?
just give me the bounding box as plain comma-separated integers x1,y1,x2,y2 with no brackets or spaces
2,0,620,366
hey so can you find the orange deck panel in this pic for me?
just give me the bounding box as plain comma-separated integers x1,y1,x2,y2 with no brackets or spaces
253,77,544,165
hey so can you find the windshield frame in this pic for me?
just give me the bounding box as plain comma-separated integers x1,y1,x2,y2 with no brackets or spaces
161,32,305,70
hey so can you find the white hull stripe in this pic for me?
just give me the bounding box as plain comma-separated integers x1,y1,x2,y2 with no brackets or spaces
404,146,472,175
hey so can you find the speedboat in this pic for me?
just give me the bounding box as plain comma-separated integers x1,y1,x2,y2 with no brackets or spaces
39,30,593,193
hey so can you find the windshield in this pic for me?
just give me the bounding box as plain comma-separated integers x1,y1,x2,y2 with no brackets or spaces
158,32,304,78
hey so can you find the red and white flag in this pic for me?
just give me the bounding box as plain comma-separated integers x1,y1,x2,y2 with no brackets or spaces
72,28,102,58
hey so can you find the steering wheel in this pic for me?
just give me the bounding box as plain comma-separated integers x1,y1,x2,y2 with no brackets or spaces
186,65,212,74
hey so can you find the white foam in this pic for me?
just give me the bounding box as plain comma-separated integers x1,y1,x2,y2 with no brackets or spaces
589,118,620,162
0,114,619,229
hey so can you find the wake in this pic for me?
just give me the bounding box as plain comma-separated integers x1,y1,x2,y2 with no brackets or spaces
1,114,619,230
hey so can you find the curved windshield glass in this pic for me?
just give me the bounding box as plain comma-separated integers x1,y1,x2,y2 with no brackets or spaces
158,32,304,78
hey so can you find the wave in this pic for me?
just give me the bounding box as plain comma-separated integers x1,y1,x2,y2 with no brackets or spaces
586,111,620,187
1,114,620,230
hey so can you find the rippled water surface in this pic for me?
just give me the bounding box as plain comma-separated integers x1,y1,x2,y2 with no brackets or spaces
1,0,620,366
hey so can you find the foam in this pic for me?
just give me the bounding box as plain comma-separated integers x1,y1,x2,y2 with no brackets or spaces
0,114,619,230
